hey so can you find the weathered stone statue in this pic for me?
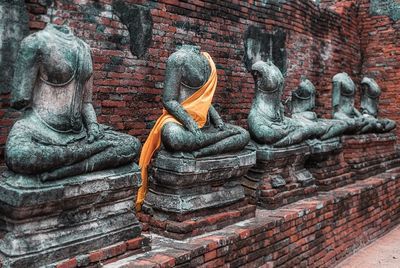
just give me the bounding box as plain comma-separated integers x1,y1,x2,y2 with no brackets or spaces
161,45,249,156
332,72,377,134
139,45,255,238
5,23,141,181
248,60,325,147
291,78,352,138
244,61,321,208
360,77,396,132
0,23,145,267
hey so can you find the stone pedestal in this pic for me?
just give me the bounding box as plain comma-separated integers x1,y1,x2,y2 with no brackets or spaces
342,133,400,180
141,149,257,240
306,138,354,191
0,165,143,268
242,143,316,209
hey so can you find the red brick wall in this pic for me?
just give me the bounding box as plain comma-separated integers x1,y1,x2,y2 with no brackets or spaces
0,0,371,163
358,0,400,139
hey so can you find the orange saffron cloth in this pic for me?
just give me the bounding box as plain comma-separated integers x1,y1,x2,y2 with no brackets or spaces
136,52,218,211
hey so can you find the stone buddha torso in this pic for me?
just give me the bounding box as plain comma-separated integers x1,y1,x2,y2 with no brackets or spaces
171,46,212,128
30,24,92,133
178,49,211,102
160,45,249,157
331,72,381,134
332,72,359,119
291,79,317,122
5,24,140,181
360,77,381,118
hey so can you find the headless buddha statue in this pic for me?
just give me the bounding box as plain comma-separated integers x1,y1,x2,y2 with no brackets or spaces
160,45,249,157
332,72,379,134
136,45,251,209
248,60,326,147
291,78,354,138
360,77,396,132
5,24,141,181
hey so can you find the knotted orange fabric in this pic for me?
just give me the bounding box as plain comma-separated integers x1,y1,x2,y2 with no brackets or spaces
136,52,217,211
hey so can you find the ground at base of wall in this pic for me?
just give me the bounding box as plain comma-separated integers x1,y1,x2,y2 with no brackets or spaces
336,224,400,268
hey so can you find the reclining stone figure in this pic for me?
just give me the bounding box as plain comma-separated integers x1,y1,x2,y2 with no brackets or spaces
5,24,141,181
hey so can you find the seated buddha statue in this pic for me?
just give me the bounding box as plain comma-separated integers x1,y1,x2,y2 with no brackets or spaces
136,45,250,209
5,24,141,181
332,72,379,134
360,77,396,132
248,60,326,147
159,44,249,157
291,78,355,138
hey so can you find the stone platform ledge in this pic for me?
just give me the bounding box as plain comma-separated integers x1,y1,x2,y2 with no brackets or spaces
341,132,400,180
305,137,353,192
145,149,255,215
148,149,256,193
0,165,142,268
93,167,400,268
251,142,309,161
143,149,256,240
243,142,316,209
0,164,141,210
306,137,342,155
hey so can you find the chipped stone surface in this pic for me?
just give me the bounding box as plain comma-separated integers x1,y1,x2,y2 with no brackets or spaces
145,149,256,214
0,165,142,268
243,142,317,209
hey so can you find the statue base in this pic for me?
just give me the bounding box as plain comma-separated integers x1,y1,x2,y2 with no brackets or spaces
342,133,400,180
306,138,354,191
0,165,143,268
242,143,317,209
142,149,257,240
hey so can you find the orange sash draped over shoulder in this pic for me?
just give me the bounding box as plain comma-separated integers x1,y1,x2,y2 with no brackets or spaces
136,52,217,211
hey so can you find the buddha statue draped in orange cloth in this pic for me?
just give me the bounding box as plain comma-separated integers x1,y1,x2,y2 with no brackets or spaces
136,45,250,209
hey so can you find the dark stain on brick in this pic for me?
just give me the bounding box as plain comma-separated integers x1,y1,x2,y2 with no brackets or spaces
110,56,123,66
243,25,287,74
81,2,103,24
0,0,29,93
174,21,202,35
107,34,129,52
113,0,153,58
